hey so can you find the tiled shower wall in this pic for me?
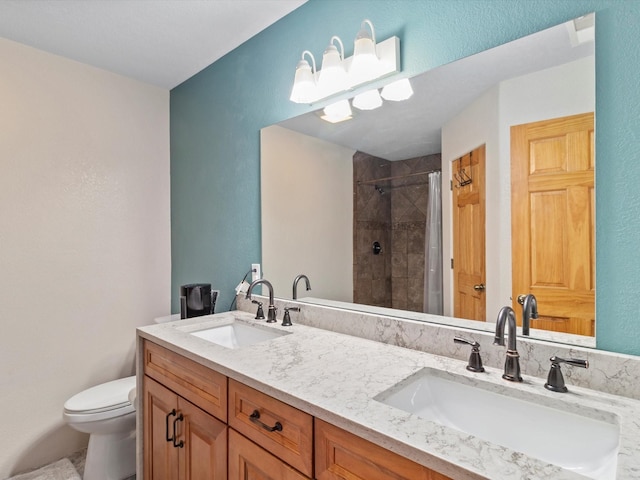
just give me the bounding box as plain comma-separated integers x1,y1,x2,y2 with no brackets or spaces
353,152,441,312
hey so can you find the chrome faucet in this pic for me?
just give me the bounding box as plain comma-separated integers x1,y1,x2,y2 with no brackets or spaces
517,294,538,336
246,279,277,323
292,274,311,300
494,306,523,382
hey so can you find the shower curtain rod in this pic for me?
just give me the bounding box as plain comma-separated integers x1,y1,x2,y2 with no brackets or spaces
357,168,441,185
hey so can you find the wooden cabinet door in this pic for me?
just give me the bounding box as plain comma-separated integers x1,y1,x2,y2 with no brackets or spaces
144,376,228,480
315,419,452,480
228,429,309,480
179,397,227,480
144,376,180,480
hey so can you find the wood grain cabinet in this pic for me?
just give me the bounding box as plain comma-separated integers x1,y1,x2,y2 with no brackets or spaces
315,419,452,480
228,379,313,478
143,341,228,480
143,376,227,479
142,340,453,480
228,429,309,480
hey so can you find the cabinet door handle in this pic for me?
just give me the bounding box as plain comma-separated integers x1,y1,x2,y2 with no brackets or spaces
172,413,184,448
165,409,177,442
249,410,283,432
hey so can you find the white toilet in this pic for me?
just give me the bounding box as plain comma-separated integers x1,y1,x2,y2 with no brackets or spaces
63,375,137,480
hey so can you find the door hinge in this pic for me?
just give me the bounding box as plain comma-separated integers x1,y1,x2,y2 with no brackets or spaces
450,180,453,191
451,258,454,269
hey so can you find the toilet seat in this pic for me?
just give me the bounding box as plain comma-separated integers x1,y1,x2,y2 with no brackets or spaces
64,376,136,423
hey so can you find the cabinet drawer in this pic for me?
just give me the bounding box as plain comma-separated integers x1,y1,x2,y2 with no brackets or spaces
143,340,227,422
228,379,313,477
315,419,452,480
229,429,310,480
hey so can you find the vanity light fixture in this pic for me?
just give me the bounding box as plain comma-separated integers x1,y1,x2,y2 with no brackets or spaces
352,88,383,110
320,99,352,123
289,50,318,104
318,36,348,98
380,78,414,101
289,19,400,105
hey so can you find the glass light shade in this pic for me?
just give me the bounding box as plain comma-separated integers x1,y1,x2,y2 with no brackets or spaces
352,89,383,110
380,78,414,101
290,51,318,104
349,20,380,86
321,99,352,123
318,37,348,97
290,60,316,103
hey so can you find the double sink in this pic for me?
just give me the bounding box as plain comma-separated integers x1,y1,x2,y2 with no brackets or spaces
187,319,620,479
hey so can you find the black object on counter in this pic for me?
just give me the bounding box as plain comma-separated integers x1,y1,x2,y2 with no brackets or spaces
180,283,217,319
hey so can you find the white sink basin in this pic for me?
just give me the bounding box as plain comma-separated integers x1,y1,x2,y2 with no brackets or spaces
375,368,619,479
190,321,289,349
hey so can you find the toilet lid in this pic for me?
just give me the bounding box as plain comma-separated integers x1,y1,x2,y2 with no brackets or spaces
64,376,136,414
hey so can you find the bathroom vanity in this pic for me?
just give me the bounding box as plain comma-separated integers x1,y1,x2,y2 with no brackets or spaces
136,307,640,479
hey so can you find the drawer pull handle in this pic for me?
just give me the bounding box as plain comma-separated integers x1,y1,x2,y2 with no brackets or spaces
165,409,177,442
249,410,283,432
172,413,184,448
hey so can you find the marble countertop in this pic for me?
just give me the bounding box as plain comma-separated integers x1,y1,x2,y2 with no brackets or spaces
137,311,640,480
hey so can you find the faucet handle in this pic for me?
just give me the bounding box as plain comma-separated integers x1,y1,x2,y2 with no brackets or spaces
544,356,589,393
454,336,485,373
282,307,300,327
251,300,265,320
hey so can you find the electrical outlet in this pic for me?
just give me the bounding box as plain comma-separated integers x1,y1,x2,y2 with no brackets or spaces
251,263,261,282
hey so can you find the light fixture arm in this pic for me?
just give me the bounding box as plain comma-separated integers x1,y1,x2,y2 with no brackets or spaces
301,50,316,74
329,35,345,60
361,19,376,46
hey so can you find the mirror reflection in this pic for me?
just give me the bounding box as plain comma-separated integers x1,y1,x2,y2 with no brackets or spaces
261,15,595,344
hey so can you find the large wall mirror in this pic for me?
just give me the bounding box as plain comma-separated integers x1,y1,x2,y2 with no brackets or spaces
261,15,596,347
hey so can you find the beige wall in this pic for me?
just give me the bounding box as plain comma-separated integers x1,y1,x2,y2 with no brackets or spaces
0,38,170,476
261,125,354,303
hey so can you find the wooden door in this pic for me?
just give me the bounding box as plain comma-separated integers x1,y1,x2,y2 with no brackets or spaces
144,377,180,480
452,145,486,321
179,397,227,480
511,112,595,336
228,429,309,480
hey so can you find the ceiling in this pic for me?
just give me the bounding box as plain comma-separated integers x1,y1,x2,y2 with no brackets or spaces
0,0,307,89
279,15,594,161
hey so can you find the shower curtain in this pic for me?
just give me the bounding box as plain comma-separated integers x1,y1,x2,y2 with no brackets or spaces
423,171,443,314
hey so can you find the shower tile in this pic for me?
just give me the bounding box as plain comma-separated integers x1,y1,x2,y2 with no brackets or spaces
408,227,426,254
407,253,425,278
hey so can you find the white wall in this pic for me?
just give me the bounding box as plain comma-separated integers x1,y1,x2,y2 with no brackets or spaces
261,125,354,303
442,56,595,321
442,86,501,318
0,38,170,476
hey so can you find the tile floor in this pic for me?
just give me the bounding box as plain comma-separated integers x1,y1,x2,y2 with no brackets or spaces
68,448,136,480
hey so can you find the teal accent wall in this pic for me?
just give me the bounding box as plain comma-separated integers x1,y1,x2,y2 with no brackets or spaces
171,0,640,355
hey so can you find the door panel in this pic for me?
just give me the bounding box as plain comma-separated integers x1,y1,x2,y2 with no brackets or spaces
452,145,486,321
315,419,451,480
179,397,227,480
144,377,179,480
228,429,308,480
511,112,595,336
